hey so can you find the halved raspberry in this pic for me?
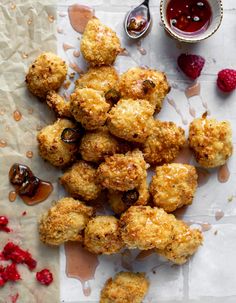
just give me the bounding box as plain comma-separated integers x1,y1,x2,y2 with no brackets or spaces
217,69,236,92
177,53,205,79
36,269,53,286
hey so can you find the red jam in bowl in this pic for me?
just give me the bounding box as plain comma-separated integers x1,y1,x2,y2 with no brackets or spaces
167,0,212,35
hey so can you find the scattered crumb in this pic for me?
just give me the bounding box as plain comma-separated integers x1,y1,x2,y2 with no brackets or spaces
63,80,71,89
228,195,234,202
69,72,75,79
22,211,27,216
214,230,218,235
152,270,156,274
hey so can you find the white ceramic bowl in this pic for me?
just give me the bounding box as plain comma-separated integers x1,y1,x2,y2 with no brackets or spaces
160,0,223,43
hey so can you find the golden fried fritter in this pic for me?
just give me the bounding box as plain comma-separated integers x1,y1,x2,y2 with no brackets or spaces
120,206,175,250
81,18,121,66
142,120,186,166
84,216,124,254
150,163,198,213
100,272,149,303
70,88,110,130
97,150,147,192
156,220,203,264
108,178,149,215
60,160,102,201
189,114,233,168
26,52,67,98
37,118,77,167
75,66,119,94
79,126,123,163
39,197,94,245
118,67,170,112
107,99,154,143
46,90,72,118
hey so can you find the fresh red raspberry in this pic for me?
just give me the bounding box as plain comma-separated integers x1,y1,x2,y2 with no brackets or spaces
36,269,53,286
2,242,37,270
0,216,8,226
177,53,205,79
2,263,21,282
217,69,236,92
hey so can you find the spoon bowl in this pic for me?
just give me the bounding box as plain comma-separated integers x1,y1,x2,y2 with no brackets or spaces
124,0,152,39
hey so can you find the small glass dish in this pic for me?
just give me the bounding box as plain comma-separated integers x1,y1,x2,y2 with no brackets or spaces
160,0,223,43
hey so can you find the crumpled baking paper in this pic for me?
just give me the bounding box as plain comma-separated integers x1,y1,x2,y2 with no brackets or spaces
0,1,60,302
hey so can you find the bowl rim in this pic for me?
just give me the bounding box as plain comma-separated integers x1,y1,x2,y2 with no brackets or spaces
159,0,224,43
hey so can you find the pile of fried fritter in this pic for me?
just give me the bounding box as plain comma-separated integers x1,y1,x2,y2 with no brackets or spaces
25,17,233,302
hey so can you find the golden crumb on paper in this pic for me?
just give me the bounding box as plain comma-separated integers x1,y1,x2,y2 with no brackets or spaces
48,15,55,23
27,18,33,25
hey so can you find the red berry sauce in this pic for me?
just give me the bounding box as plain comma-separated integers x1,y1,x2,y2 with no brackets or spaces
36,269,53,286
167,0,212,34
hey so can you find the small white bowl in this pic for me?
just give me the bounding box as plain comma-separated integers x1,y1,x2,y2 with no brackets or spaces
160,0,223,43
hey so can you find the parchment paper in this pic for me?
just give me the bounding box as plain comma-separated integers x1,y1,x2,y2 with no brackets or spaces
0,1,60,302
57,0,236,302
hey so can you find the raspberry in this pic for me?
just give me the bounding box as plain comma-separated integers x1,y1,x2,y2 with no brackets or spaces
36,269,53,286
177,53,205,79
2,242,37,270
2,263,21,282
0,216,8,226
217,69,236,92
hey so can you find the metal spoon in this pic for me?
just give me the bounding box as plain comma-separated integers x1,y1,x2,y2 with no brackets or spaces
124,0,152,39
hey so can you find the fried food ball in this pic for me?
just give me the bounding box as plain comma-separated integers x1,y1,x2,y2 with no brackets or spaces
188,114,233,168
46,90,72,118
156,220,203,264
81,18,121,66
70,88,110,130
108,178,149,215
84,216,124,254
118,67,170,112
60,160,102,201
79,126,124,163
107,99,154,143
100,272,149,303
75,66,119,95
120,206,175,250
39,197,94,245
150,163,198,213
142,120,186,166
25,52,67,99
97,150,147,192
37,118,77,167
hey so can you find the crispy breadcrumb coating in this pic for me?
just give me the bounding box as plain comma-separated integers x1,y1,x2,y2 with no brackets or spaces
46,90,72,118
100,272,149,303
25,52,67,98
142,120,186,166
97,150,147,191
84,216,124,254
120,206,175,250
37,119,77,167
39,197,94,245
79,126,123,163
75,66,119,94
107,99,154,143
189,115,233,168
150,163,198,212
81,18,121,66
156,220,203,264
108,178,149,215
70,88,110,130
60,160,102,201
118,67,170,112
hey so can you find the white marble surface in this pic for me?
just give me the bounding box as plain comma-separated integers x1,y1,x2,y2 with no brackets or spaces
57,1,236,302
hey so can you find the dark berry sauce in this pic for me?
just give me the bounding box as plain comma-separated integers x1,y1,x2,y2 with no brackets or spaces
167,0,212,34
9,163,53,205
